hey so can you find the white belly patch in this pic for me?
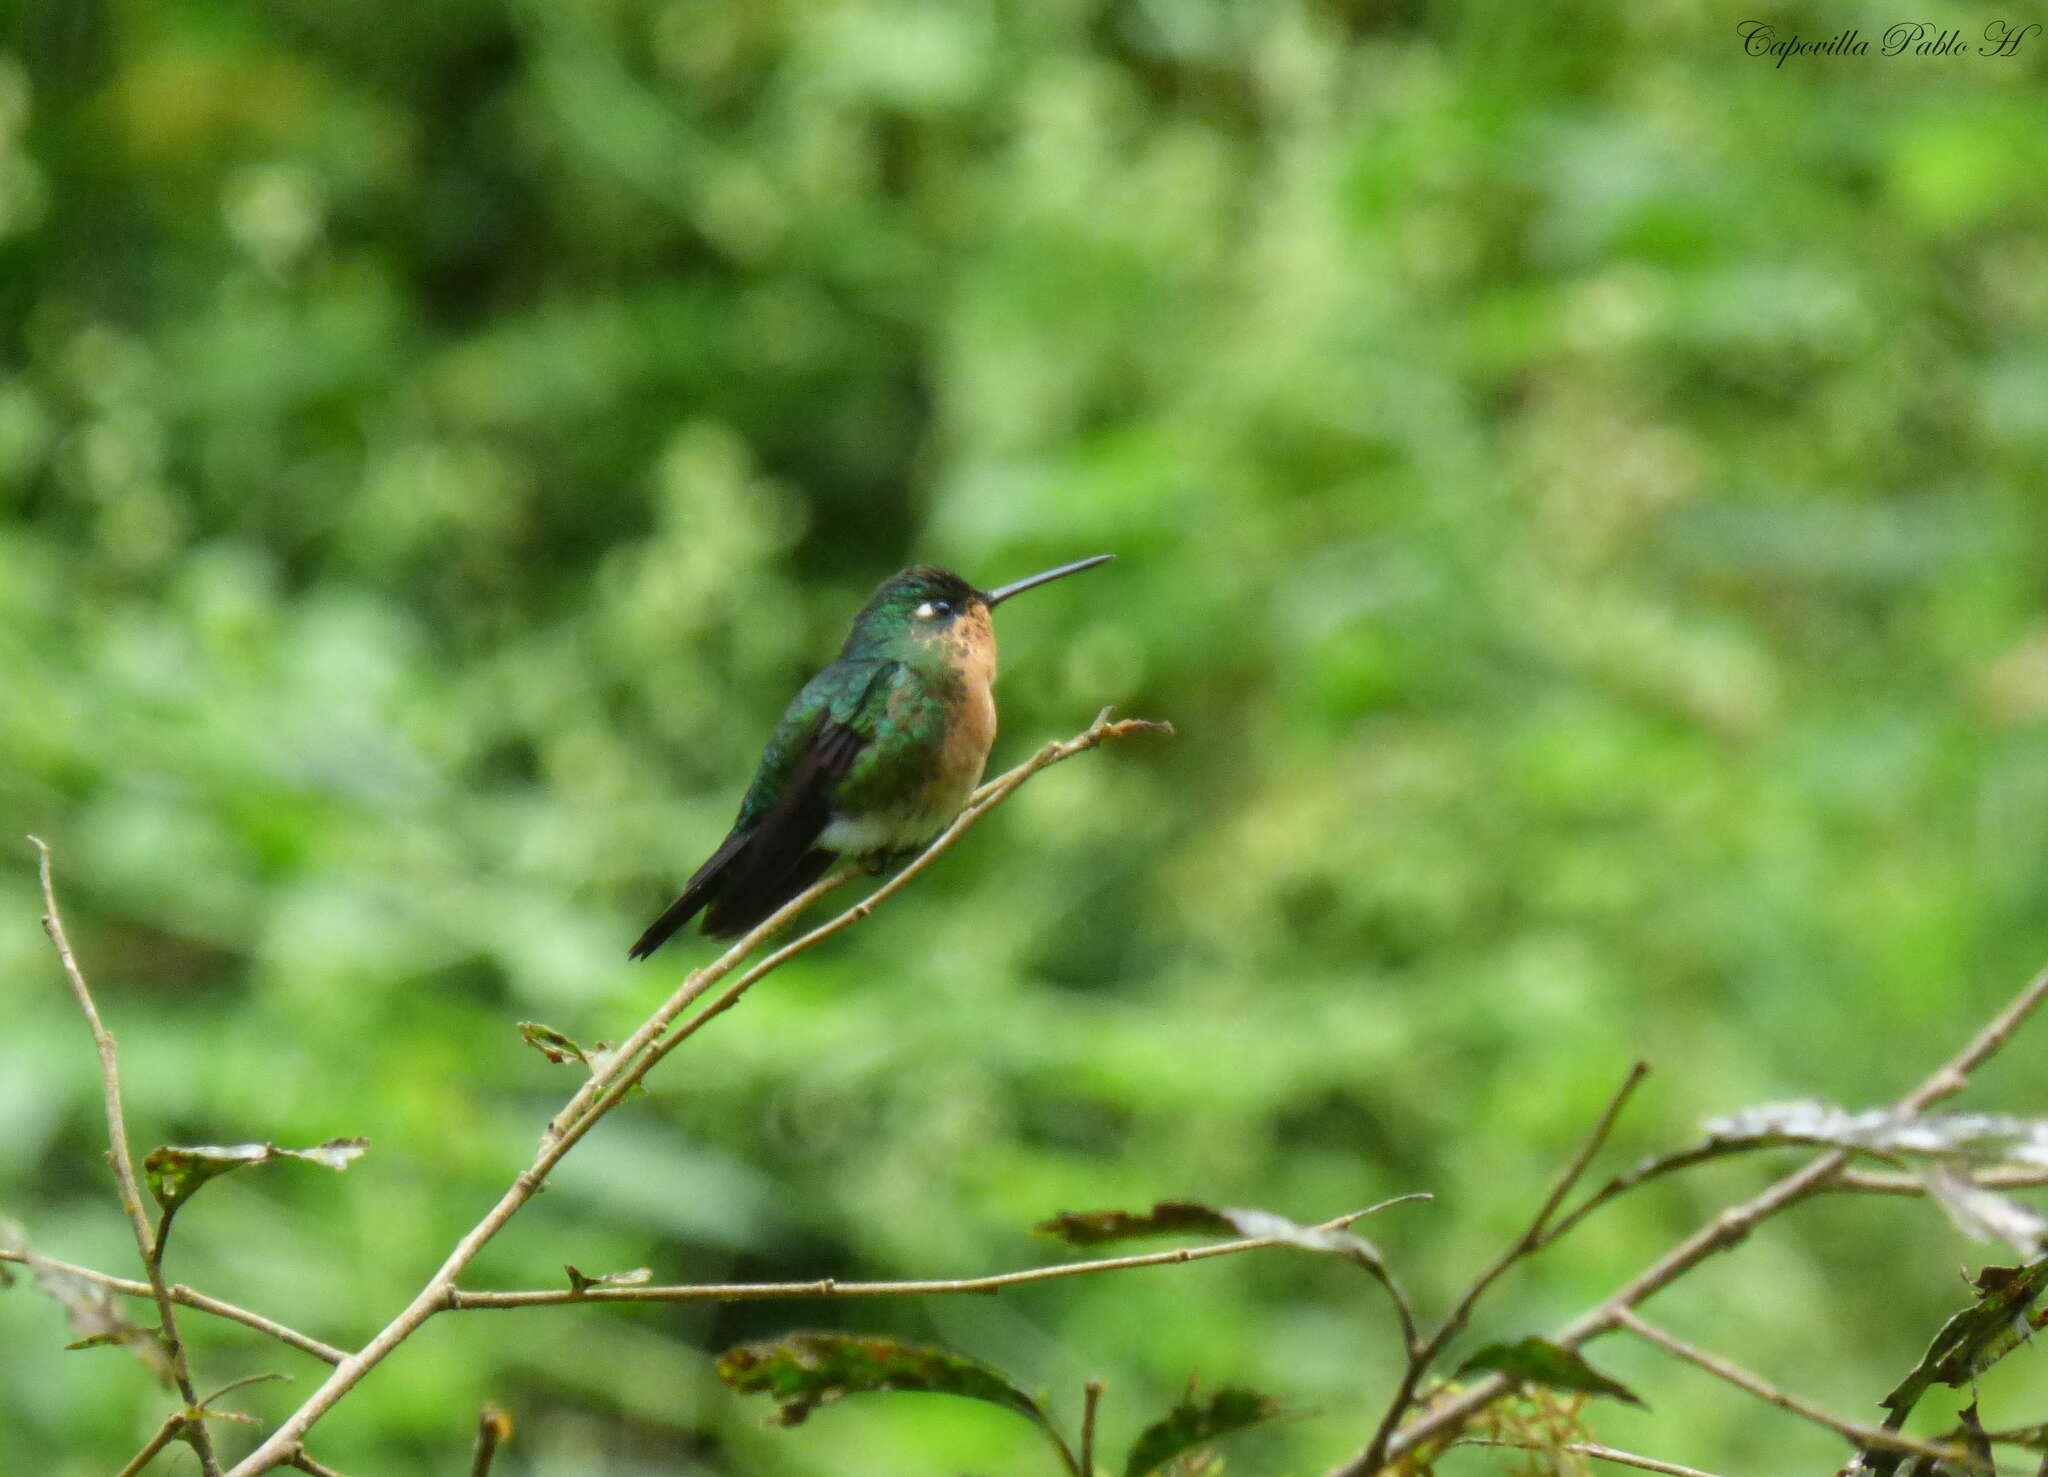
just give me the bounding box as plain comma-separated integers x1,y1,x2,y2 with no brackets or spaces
820,806,948,856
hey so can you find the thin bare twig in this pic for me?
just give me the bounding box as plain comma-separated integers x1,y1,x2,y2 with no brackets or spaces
1541,1142,1759,1250
1349,1062,1649,1473
1827,1166,2048,1196
1460,1437,1729,1477
470,1404,511,1477
1546,1149,2048,1250
1355,963,2048,1474
33,838,221,1477
1521,1064,1656,1242
224,713,1165,1476
115,1413,189,1477
1080,1380,1104,1477
222,870,852,1477
199,1372,292,1411
538,869,860,1150
285,1451,349,1477
1615,1310,1978,1471
1369,1254,1424,1361
0,1248,344,1364
449,1206,1401,1308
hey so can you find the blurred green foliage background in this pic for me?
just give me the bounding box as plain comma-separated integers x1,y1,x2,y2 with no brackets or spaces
5,0,2048,1472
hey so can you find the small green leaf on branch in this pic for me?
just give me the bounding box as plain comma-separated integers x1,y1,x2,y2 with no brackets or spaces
564,1264,651,1294
519,1022,589,1068
1124,1385,1288,1477
1455,1338,1645,1408
65,1329,142,1351
143,1138,369,1212
197,1408,263,1427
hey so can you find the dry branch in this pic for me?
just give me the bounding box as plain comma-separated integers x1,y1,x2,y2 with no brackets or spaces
0,1247,346,1364
1342,963,2048,1474
220,712,1165,1476
469,1405,511,1477
1464,1437,1735,1477
1828,1166,2048,1197
448,1204,1404,1308
284,1450,350,1477
1348,1062,1649,1472
114,1414,190,1477
1079,1380,1104,1477
1614,1310,1976,1471
33,838,221,1477
37,736,2048,1477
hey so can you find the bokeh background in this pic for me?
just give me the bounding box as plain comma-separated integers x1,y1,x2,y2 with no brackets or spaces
5,0,2048,1472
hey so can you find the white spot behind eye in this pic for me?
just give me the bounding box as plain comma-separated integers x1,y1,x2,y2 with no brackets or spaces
915,599,950,620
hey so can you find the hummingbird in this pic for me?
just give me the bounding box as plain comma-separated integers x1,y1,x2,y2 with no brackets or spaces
628,555,1113,959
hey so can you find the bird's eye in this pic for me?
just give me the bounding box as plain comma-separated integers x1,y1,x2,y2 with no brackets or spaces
915,599,952,620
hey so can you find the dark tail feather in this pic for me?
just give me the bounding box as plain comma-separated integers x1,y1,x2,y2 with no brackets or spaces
702,849,834,939
629,828,751,960
627,888,708,961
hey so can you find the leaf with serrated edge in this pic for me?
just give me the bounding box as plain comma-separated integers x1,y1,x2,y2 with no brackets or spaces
1034,1202,1239,1245
565,1264,652,1293
1124,1387,1287,1477
1881,1254,2048,1424
717,1333,1050,1432
1034,1201,1385,1267
143,1138,369,1211
1456,1338,1645,1408
1952,1400,1994,1464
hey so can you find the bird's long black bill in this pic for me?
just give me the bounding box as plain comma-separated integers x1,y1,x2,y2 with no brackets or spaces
983,554,1114,608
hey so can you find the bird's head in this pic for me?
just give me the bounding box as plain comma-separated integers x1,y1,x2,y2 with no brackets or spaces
840,557,1112,666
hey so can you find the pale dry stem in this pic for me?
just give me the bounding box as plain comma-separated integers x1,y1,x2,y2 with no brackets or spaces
1345,963,2048,1474
221,712,1165,1476
33,837,221,1477
448,1204,1406,1308
1614,1309,1978,1471
0,1247,346,1364
1459,1437,1730,1477
1349,1062,1650,1473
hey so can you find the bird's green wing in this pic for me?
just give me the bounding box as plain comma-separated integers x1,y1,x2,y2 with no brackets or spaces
733,659,894,829
628,661,897,956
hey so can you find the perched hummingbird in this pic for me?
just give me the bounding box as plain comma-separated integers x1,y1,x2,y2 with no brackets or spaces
628,555,1113,958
